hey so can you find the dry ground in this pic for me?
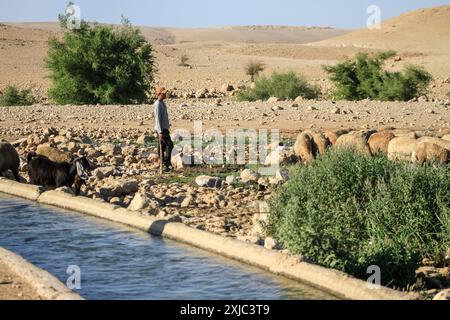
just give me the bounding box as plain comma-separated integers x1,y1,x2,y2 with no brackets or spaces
0,261,40,300
1,6,449,99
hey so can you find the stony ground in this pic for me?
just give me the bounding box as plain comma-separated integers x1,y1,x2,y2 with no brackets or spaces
0,261,41,300
1,96,450,299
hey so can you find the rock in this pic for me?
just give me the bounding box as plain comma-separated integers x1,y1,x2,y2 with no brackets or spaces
98,179,123,198
92,166,114,179
180,195,194,208
331,106,341,114
368,131,396,155
411,142,449,165
109,197,122,205
335,132,372,156
293,132,315,162
43,127,58,136
387,137,418,161
137,135,152,145
55,186,75,195
128,192,150,211
167,214,183,223
442,134,450,142
195,175,223,188
275,169,289,182
240,169,261,183
264,237,279,250
225,175,236,185
222,84,234,92
267,97,279,103
121,179,139,194
99,143,121,156
433,290,450,300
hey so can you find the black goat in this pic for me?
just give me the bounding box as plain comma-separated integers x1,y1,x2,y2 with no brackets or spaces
27,152,94,195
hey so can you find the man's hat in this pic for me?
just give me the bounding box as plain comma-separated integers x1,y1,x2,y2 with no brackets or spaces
156,86,168,96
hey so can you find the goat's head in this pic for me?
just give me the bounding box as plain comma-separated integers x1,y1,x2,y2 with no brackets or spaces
72,157,95,181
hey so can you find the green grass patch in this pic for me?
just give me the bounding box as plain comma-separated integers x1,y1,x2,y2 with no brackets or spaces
267,149,450,289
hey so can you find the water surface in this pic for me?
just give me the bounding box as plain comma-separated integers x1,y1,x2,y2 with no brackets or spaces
0,193,335,300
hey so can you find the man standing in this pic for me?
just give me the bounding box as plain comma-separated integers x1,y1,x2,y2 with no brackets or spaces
154,86,174,172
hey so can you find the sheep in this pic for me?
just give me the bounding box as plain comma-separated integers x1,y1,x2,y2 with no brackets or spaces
0,141,20,181
27,152,94,195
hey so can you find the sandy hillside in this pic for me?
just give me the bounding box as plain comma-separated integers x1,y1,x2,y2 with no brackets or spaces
315,5,450,53
0,6,449,97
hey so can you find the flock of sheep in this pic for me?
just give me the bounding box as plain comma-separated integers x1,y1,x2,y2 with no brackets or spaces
293,128,450,165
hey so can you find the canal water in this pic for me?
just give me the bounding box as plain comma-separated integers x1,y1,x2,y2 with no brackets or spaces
0,193,335,300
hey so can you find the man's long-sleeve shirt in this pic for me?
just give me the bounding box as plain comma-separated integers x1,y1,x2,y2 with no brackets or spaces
154,100,170,133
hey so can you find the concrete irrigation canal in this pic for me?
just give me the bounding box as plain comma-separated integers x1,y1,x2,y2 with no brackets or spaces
0,193,336,300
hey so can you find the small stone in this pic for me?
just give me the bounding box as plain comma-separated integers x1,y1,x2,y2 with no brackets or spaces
128,193,150,211
264,237,278,250
433,289,450,300
331,107,341,114
195,175,222,188
240,169,261,183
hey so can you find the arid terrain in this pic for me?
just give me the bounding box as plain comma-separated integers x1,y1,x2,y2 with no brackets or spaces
1,5,450,300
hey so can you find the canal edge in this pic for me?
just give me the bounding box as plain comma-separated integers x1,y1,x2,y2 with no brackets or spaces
0,247,84,300
0,178,411,300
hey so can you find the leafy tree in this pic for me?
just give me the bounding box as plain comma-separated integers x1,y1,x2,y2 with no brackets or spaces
324,51,432,101
46,4,156,105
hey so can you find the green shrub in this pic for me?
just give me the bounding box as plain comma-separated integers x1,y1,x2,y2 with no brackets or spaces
245,60,265,82
45,9,156,105
324,52,432,101
237,72,318,101
0,85,36,106
267,149,450,288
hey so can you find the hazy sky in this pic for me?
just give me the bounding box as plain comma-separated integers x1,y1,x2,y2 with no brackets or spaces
0,0,449,28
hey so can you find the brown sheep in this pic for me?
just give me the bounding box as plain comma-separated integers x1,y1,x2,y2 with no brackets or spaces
411,142,449,165
417,137,450,151
368,131,396,155
323,129,349,146
293,132,315,163
387,137,418,161
334,131,372,156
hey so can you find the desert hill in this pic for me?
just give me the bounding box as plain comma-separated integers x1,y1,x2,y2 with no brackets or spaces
0,6,449,96
314,5,450,54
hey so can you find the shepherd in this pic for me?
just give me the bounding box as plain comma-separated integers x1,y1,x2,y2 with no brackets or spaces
154,86,174,173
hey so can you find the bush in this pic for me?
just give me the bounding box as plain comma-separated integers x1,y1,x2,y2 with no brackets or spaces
324,52,432,101
267,149,450,289
178,54,190,67
45,10,156,105
245,60,265,82
237,72,318,101
0,85,36,106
